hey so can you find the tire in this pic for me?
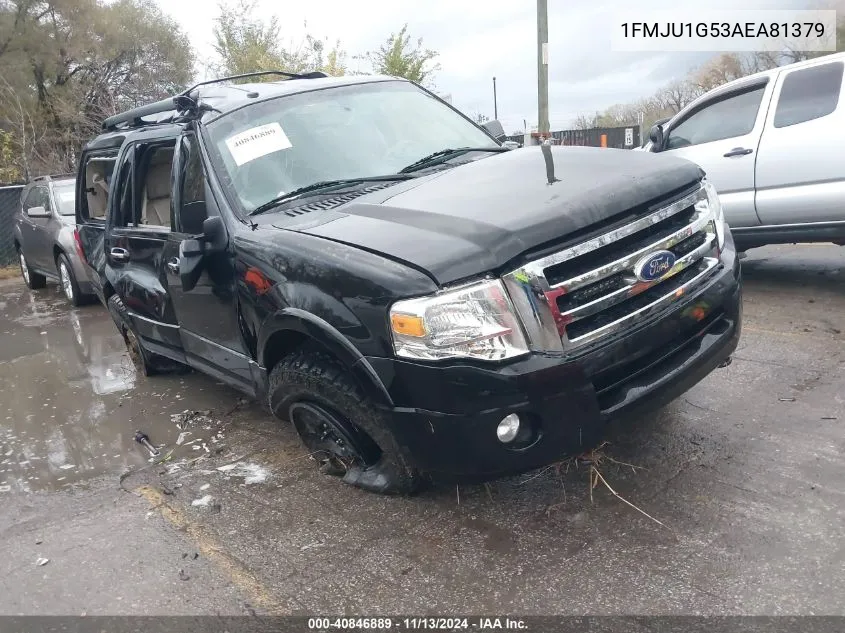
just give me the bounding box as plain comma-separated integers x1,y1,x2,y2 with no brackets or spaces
56,253,86,307
268,347,421,495
17,248,46,290
107,294,180,377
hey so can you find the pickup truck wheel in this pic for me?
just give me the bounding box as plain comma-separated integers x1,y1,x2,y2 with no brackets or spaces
268,348,421,495
18,250,46,290
107,294,178,377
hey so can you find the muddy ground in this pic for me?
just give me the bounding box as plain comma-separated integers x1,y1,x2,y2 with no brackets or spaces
1,244,843,615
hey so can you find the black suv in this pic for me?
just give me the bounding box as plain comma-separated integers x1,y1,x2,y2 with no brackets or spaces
76,71,742,494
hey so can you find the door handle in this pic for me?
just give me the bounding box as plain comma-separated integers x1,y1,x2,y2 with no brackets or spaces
167,258,180,275
110,247,130,262
723,147,753,157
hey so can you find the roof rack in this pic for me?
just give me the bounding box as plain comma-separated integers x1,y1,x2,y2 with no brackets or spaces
179,70,328,96
101,96,180,132
101,70,329,132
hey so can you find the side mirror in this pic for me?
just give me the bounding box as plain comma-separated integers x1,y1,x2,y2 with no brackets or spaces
27,205,49,218
178,217,227,292
482,119,506,140
502,140,520,150
648,125,664,152
202,216,227,254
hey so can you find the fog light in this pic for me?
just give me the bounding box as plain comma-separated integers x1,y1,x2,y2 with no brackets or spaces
496,413,521,443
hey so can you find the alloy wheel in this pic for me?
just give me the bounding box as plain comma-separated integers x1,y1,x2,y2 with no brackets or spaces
59,262,73,302
19,253,29,285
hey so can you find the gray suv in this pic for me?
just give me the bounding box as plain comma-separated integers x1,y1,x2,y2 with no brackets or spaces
13,175,94,306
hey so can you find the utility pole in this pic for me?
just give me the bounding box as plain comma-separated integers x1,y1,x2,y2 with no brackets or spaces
492,76,498,120
537,0,549,139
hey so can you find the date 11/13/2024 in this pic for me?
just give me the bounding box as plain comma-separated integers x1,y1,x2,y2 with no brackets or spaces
307,617,528,630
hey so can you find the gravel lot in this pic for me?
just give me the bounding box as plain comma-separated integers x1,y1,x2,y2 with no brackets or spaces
1,244,843,615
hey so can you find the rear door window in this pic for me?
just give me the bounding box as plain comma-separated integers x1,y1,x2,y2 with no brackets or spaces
81,154,118,221
773,61,843,128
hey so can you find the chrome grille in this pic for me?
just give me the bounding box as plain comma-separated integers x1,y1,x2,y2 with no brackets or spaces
502,183,721,354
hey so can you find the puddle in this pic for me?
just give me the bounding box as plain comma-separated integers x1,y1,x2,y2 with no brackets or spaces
0,284,246,493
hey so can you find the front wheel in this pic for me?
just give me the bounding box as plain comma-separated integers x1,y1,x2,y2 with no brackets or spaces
268,347,421,495
18,250,46,290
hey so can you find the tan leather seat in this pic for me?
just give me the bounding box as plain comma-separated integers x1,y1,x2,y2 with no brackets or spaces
142,156,173,228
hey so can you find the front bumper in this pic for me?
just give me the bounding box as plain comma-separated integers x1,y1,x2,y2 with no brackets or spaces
367,245,741,481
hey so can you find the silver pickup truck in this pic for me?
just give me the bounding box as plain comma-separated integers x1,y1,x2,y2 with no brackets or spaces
644,52,845,252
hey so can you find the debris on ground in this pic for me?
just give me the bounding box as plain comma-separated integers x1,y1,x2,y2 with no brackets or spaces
176,432,191,446
171,410,214,430
133,430,159,456
191,494,214,507
178,569,190,581
35,558,49,566
190,494,221,513
216,461,270,485
779,397,796,402
199,483,210,491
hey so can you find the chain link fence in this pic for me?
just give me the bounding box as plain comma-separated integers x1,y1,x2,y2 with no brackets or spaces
0,185,24,266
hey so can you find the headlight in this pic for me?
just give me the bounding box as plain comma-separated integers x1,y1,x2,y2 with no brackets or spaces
698,179,727,250
389,279,529,361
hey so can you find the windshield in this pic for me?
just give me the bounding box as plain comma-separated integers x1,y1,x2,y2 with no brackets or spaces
205,81,498,213
53,182,76,215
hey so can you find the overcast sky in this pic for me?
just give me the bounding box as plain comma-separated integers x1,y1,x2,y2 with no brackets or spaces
156,0,813,132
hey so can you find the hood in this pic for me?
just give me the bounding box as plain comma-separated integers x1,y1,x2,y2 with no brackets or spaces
277,146,703,286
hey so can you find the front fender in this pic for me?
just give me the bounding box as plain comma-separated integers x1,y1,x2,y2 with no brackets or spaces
258,308,395,408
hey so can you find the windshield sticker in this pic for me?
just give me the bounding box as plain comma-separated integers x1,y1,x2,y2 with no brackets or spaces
225,122,292,166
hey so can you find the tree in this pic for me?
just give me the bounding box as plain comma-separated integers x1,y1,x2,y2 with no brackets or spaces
322,41,347,76
212,0,286,77
211,2,347,79
655,79,698,114
571,113,598,130
361,24,439,86
0,0,195,177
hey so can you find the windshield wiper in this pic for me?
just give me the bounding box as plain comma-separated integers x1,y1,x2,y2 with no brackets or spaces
399,146,509,174
249,175,415,216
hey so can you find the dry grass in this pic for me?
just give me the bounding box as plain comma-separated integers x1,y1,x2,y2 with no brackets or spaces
0,265,20,281
565,442,672,532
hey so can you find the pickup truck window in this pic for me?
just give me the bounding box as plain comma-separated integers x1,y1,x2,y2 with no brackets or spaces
666,85,766,149
205,81,497,213
773,61,843,129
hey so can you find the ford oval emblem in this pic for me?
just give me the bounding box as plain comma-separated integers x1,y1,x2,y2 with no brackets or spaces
634,250,676,282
